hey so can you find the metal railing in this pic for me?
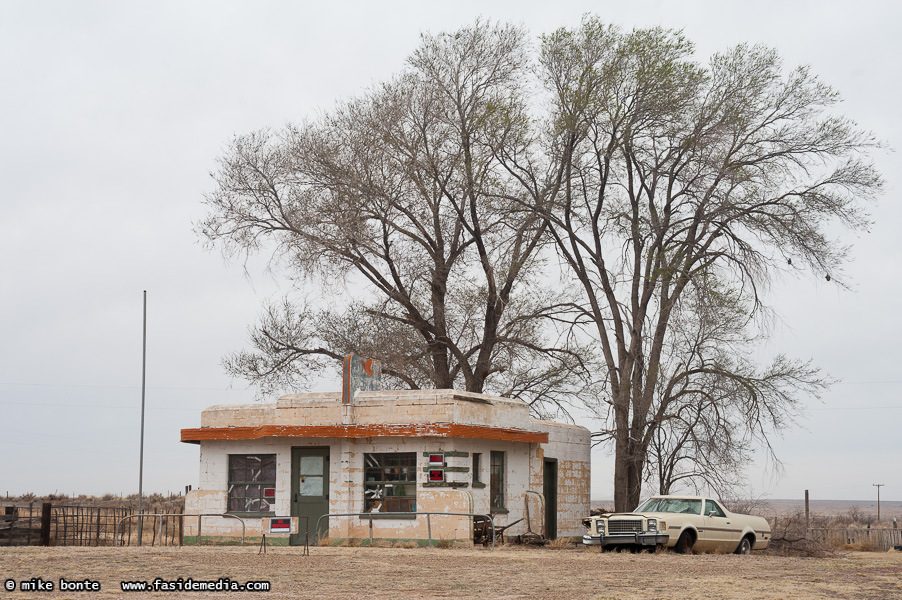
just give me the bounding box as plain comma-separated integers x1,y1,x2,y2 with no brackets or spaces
314,512,496,549
115,513,246,546
524,490,545,537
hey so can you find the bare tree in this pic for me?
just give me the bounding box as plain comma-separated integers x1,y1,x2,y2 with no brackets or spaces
200,21,593,416
503,19,883,510
640,275,827,498
201,18,882,505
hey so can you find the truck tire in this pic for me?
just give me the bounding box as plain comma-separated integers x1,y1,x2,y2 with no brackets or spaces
735,535,753,555
674,530,695,554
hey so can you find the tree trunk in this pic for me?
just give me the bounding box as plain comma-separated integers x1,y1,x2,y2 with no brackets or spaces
613,421,645,512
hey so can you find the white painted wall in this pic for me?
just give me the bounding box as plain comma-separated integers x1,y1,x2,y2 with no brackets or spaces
184,391,591,542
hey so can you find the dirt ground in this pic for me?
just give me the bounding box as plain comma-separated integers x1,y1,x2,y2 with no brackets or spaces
1,545,900,599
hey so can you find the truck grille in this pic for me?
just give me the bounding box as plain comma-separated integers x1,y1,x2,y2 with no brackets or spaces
608,519,643,534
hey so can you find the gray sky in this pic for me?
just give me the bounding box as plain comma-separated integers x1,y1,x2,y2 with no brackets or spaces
1,0,899,503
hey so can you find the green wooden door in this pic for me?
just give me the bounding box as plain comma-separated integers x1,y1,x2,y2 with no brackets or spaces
291,447,330,545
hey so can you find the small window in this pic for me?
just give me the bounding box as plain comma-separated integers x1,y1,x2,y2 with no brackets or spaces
490,451,505,510
364,453,417,513
228,454,276,513
472,453,482,483
705,500,726,518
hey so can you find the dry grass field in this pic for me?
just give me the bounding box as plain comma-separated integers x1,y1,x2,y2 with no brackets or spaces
1,545,900,599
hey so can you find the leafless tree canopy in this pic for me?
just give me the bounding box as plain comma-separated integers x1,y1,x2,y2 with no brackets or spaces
510,19,881,509
200,18,882,503
641,277,826,498
200,22,595,419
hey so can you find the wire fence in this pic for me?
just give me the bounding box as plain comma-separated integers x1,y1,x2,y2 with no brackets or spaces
807,527,902,551
0,500,184,547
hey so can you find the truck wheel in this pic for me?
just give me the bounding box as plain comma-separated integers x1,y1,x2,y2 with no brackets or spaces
735,536,753,555
674,531,695,554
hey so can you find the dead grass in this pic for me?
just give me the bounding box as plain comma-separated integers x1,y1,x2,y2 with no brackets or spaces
839,538,880,552
1,545,900,599
544,536,575,550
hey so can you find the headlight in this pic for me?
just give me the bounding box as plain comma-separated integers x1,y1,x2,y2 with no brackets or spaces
647,519,657,531
596,522,605,535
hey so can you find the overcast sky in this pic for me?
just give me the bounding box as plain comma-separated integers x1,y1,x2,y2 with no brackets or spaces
1,0,899,504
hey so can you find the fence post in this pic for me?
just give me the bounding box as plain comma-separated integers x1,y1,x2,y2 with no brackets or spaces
3,506,12,546
95,508,101,546
28,502,34,546
62,506,68,545
804,490,810,538
40,503,51,546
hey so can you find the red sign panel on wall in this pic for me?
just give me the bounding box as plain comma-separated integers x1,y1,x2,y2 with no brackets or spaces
269,517,291,534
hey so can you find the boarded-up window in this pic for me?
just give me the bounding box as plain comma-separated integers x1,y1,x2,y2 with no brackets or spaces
228,454,277,513
364,453,417,513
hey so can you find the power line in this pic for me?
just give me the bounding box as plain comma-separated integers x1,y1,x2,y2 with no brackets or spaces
834,380,902,385
0,381,248,391
3,379,902,391
0,428,196,456
0,401,200,411
810,406,902,411
3,399,898,412
0,438,195,461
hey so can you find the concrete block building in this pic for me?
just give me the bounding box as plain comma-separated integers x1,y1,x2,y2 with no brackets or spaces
180,389,591,545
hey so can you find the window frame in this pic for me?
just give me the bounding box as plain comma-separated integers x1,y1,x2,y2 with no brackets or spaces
363,452,418,517
490,451,506,513
705,499,727,518
226,454,277,516
472,452,485,488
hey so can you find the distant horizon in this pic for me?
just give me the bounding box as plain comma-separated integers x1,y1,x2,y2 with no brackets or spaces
591,497,902,506
4,491,900,506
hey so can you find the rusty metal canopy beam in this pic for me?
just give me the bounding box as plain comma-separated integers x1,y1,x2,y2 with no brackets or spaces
180,423,548,444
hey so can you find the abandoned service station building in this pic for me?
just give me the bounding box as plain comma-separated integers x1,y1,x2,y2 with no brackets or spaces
180,388,591,545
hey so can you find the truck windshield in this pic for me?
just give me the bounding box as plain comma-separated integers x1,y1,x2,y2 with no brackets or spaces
635,498,702,515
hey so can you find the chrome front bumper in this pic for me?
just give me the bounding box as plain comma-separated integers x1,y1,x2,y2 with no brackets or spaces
582,532,670,547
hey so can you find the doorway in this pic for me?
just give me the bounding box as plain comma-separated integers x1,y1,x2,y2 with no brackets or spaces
291,447,330,545
543,458,558,540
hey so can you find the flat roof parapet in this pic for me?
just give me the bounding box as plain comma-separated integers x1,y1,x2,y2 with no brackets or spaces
276,392,342,406
276,389,525,407
184,389,546,445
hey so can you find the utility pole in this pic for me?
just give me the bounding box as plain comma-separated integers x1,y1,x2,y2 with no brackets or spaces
873,484,884,522
138,291,147,546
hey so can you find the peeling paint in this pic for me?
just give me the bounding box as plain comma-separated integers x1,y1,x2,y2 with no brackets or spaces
181,423,548,444
183,390,590,543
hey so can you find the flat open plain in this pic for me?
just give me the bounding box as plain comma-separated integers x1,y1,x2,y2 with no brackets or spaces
1,545,901,599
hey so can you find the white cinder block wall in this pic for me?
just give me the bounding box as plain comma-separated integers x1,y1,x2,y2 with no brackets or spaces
183,390,590,542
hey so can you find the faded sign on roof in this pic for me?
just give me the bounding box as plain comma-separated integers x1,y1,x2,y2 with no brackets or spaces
342,354,382,404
